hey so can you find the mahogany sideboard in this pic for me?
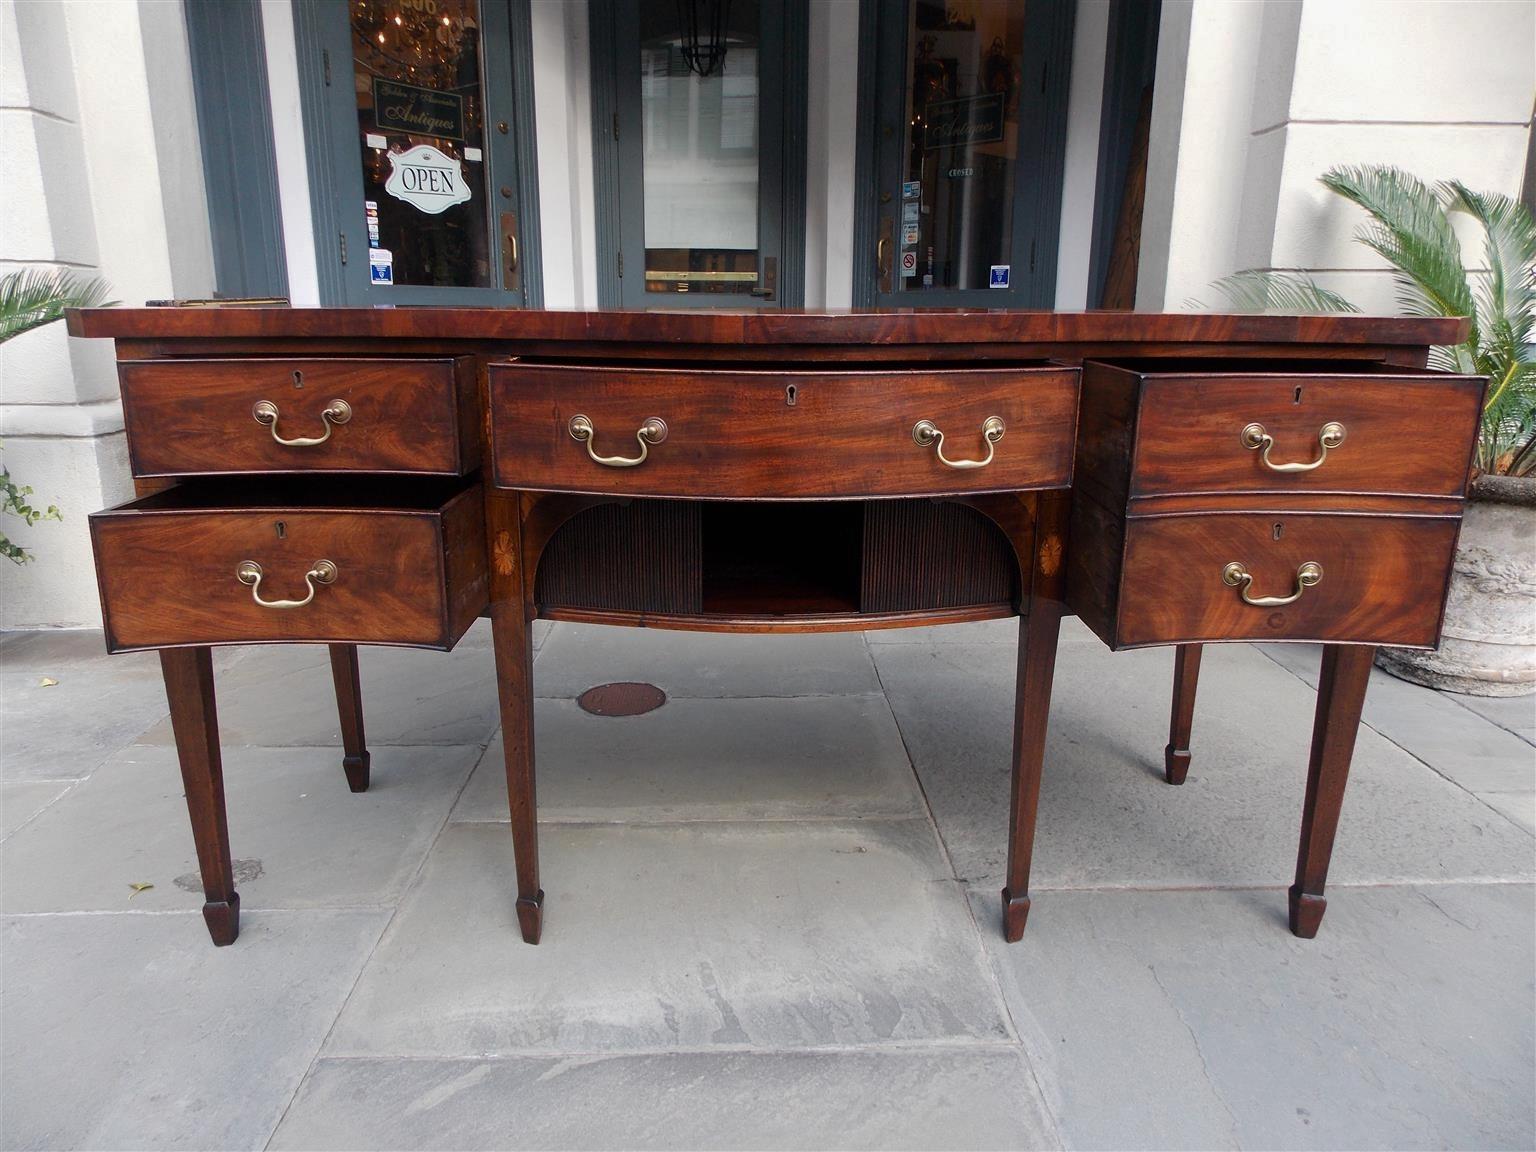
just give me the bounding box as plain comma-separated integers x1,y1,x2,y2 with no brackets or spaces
65,307,1481,948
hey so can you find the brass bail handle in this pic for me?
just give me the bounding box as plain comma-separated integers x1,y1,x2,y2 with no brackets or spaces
1241,421,1345,473
236,559,338,609
568,414,668,468
252,399,352,447
913,416,1005,469
1222,560,1323,607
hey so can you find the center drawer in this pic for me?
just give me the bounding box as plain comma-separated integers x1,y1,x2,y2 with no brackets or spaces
487,362,1079,498
119,357,480,477
89,478,486,652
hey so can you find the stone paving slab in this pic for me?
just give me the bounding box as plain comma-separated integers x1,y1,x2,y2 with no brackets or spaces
978,882,1536,1152
534,624,881,699
1,662,172,781
0,909,388,1152
0,779,72,840
326,820,1010,1057
1,744,480,913
270,1048,1058,1151
872,637,1535,889
1448,689,1536,744
134,635,501,750
452,695,924,823
1260,643,1536,794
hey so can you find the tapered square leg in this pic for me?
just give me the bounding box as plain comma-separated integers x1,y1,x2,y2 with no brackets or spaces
999,491,1068,944
1163,644,1202,785
159,647,240,947
488,491,543,944
1289,644,1375,938
329,644,370,792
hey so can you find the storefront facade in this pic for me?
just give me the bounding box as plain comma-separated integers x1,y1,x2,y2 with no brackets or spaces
4,0,1533,626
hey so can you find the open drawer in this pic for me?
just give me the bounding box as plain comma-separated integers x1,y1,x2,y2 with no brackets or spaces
89,478,487,652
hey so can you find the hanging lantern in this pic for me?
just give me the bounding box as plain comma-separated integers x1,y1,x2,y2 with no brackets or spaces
675,0,731,78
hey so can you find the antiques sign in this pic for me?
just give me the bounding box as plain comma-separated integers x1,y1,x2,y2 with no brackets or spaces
923,93,1005,150
373,78,465,141
384,144,473,214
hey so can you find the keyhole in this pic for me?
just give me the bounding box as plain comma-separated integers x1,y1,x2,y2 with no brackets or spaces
275,521,287,539
786,384,798,407
293,370,304,390
1273,522,1283,541
1293,385,1303,404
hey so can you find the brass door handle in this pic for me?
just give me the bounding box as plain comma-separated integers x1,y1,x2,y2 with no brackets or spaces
507,233,518,271
912,417,1005,469
1241,421,1345,472
1222,560,1322,607
252,399,351,447
568,414,668,468
236,559,337,609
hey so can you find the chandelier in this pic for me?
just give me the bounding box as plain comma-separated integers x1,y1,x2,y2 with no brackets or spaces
675,0,731,78
352,0,477,90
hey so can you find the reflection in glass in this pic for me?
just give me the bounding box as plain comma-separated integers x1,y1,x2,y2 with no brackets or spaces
350,0,492,289
640,0,760,295
897,0,1023,293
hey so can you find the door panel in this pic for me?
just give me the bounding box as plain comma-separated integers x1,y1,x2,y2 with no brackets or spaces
301,0,536,306
868,0,1075,308
600,0,805,308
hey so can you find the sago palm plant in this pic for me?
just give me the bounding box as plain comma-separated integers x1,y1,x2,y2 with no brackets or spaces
1202,165,1536,477
0,269,114,563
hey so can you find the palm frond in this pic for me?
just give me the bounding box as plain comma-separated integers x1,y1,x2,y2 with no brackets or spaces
1190,270,1360,314
0,269,115,344
1320,166,1476,329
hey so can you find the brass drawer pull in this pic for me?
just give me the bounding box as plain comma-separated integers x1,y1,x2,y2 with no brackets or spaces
1222,560,1322,607
235,559,337,609
252,399,351,447
568,414,667,468
913,416,1005,469
1241,421,1345,473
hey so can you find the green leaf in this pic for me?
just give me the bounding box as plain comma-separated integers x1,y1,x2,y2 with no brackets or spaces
1320,166,1476,327
0,269,115,345
1190,271,1360,314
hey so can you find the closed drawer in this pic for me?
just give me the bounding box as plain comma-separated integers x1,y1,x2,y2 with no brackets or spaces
89,479,486,652
1114,511,1459,648
1088,361,1483,501
119,357,479,477
488,363,1079,498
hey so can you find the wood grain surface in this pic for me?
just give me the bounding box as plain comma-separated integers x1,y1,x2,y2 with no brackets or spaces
119,357,478,477
489,363,1079,498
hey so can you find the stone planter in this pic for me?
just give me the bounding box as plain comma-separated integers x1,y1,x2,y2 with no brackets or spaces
1377,474,1536,696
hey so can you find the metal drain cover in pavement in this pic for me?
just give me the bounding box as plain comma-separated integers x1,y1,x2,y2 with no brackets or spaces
577,681,667,716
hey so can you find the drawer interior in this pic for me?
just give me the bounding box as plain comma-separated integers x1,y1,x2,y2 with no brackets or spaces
111,475,476,514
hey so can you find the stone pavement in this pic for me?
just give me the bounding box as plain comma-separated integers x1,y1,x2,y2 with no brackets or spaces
1,618,1531,1150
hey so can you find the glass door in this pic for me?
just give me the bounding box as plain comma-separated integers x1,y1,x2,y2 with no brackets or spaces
305,0,535,306
867,0,1074,308
607,0,799,307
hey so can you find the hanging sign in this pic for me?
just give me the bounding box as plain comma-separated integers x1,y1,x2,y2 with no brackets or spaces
924,93,1006,150
384,144,472,215
372,78,465,140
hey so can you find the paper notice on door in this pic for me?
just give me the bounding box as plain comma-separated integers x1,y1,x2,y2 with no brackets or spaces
370,248,394,285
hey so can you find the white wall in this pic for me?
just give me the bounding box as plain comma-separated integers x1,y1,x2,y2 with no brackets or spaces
1,0,213,629
1139,0,1534,312
1054,0,1109,309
